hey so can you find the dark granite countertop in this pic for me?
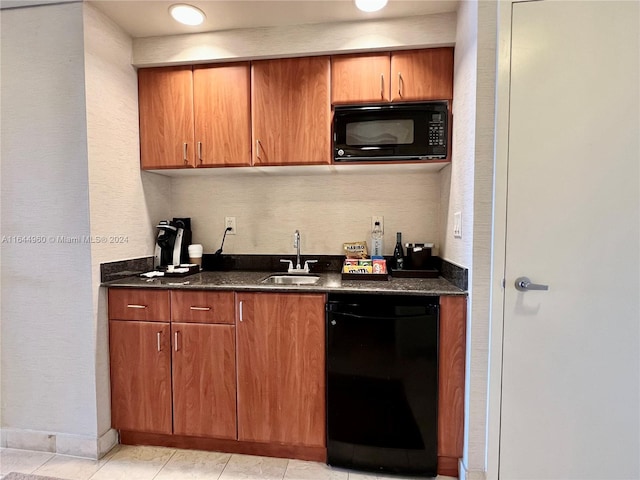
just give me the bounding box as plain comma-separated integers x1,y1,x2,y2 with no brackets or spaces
102,270,466,296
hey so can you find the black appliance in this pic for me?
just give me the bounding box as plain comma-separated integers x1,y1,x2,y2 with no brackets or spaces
326,293,439,476
333,101,449,162
154,217,192,268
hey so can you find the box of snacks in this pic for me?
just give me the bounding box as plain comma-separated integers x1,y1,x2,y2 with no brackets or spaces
341,243,389,280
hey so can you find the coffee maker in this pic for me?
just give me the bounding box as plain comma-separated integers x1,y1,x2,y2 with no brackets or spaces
154,217,192,269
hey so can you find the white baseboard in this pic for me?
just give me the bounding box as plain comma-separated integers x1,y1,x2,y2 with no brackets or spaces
459,459,486,480
0,427,118,459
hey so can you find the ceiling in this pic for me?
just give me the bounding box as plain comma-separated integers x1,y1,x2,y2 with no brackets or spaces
86,0,459,39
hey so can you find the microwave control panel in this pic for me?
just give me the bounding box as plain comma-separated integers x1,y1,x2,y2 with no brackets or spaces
428,113,446,147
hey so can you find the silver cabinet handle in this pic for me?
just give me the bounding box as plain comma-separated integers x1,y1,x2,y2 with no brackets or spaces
174,331,179,352
156,332,162,352
239,300,244,322
127,304,147,309
380,74,384,99
197,141,202,164
515,276,549,292
398,72,403,97
255,139,262,160
183,142,188,164
190,306,211,311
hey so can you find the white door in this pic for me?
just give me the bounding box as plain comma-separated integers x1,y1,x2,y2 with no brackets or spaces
500,2,639,479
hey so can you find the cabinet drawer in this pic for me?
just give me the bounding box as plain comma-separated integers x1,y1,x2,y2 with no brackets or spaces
171,290,235,324
108,289,170,322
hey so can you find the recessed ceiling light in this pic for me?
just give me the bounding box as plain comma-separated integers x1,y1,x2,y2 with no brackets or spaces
355,0,388,13
169,4,206,26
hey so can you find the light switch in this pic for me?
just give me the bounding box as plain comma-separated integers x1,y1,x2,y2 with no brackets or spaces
453,212,462,238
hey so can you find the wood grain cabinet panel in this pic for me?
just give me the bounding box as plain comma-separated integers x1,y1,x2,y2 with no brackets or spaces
251,57,331,165
138,66,195,169
438,295,466,469
236,292,326,447
390,48,454,102
331,53,391,104
172,323,237,439
193,63,251,167
108,289,170,322
109,320,172,434
171,290,235,324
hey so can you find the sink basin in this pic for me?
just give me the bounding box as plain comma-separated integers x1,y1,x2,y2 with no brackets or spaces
261,274,320,285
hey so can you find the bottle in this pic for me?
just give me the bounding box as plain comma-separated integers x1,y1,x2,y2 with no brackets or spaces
393,232,404,270
371,221,383,257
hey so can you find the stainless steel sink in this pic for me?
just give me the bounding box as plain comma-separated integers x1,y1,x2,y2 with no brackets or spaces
260,274,320,285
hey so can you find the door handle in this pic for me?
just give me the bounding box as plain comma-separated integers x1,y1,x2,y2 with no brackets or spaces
515,276,549,292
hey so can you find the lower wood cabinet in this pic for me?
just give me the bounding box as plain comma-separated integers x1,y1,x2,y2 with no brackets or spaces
109,289,237,439
236,292,326,447
172,323,236,439
108,288,464,473
109,320,172,434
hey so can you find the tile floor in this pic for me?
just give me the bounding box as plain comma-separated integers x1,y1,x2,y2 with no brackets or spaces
0,445,456,480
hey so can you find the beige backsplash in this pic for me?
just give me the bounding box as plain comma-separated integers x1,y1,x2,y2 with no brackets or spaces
170,169,443,256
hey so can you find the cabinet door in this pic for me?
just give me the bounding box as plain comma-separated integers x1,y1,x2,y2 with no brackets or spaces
331,53,391,104
236,292,326,446
251,57,331,165
138,66,195,169
109,321,172,434
172,323,237,439
390,48,454,102
194,63,251,167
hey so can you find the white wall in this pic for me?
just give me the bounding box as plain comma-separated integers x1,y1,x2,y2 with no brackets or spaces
133,13,456,66
0,1,96,442
466,1,497,477
170,168,442,255
83,2,172,444
440,2,497,478
0,1,170,457
440,1,476,269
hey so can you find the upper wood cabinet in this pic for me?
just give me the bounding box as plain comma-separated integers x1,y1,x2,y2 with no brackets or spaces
193,64,251,167
331,53,391,104
236,292,326,447
331,48,454,105
138,64,251,169
251,57,331,166
138,66,195,169
390,48,454,102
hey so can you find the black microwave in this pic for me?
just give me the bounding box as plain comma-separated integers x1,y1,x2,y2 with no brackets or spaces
333,101,449,162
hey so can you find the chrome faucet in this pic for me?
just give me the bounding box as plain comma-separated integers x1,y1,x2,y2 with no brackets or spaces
294,229,302,270
280,230,317,274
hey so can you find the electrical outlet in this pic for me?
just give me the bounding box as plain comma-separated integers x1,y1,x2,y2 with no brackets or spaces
371,216,384,233
453,212,462,238
225,216,237,235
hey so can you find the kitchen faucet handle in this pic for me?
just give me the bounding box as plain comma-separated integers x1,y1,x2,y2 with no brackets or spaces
280,259,294,272
303,259,318,272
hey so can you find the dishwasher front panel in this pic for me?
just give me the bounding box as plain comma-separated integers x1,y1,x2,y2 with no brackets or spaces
326,294,438,476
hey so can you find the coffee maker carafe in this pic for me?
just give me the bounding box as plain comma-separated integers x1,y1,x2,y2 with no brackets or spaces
154,218,192,268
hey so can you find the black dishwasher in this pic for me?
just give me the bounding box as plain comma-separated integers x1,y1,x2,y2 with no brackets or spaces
326,293,439,476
